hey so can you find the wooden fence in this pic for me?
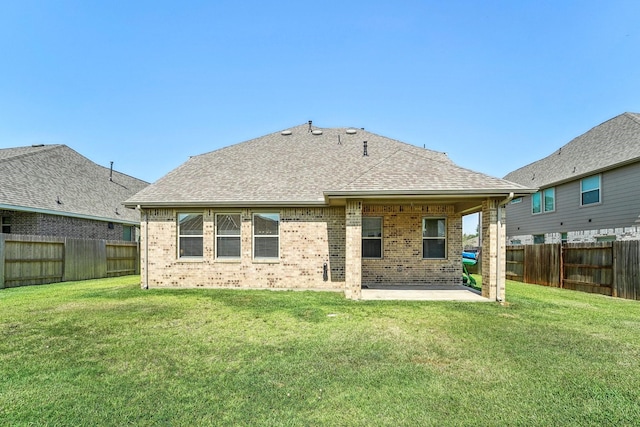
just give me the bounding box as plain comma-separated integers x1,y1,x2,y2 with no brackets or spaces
506,241,640,300
0,234,139,289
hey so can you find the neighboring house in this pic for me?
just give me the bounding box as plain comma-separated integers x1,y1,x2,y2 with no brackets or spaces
0,144,149,240
125,122,533,300
504,112,640,245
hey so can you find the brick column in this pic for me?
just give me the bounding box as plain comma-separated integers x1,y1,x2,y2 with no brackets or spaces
140,209,148,289
481,199,506,301
345,200,362,299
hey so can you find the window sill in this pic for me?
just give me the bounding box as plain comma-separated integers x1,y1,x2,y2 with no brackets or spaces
252,258,280,264
215,258,241,263
177,257,205,263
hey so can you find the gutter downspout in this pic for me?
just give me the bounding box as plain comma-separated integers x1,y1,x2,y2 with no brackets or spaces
496,192,514,302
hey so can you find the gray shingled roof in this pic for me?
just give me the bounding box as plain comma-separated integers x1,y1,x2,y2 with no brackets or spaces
504,112,640,188
0,145,149,223
127,123,531,207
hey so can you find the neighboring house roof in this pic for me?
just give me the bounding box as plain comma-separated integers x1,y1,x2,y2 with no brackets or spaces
504,112,640,188
126,123,532,207
0,144,149,224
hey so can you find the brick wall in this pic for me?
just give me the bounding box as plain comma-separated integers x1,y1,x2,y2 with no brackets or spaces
362,204,462,286
141,203,463,293
1,210,136,241
141,207,346,290
1,210,39,234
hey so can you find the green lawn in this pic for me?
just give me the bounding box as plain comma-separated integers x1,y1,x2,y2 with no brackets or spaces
1,276,639,426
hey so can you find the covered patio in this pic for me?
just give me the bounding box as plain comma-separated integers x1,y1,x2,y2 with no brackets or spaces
340,196,516,302
360,284,489,301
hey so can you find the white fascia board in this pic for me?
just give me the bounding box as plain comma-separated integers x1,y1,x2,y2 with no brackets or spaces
124,200,329,209
323,188,537,199
0,204,140,225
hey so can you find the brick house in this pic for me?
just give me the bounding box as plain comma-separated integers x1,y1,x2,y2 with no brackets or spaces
1,144,148,240
125,123,533,300
504,112,640,244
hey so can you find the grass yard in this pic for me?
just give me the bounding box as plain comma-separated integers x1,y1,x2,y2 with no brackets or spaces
1,276,639,426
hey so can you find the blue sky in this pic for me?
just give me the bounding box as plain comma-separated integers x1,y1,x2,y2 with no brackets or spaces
2,1,639,234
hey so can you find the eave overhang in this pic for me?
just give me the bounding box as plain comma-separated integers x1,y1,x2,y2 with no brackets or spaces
125,188,536,211
323,188,537,201
0,203,140,225
527,157,640,189
124,200,329,209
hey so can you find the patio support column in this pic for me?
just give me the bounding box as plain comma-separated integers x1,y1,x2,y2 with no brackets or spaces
345,199,363,299
140,208,149,289
481,198,506,301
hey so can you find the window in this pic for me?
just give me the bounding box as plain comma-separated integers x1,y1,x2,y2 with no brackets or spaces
253,213,279,259
178,213,203,258
532,192,541,214
596,235,616,243
532,188,554,214
581,175,601,205
1,216,10,234
510,197,522,204
561,232,568,245
533,234,545,244
511,239,522,245
123,225,133,241
543,188,555,212
362,217,382,258
423,218,446,259
216,213,241,259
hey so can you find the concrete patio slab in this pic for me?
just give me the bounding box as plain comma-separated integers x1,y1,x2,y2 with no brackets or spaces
360,285,490,301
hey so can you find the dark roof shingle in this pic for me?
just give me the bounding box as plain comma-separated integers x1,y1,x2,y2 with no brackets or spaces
0,145,148,223
504,112,640,187
127,123,531,206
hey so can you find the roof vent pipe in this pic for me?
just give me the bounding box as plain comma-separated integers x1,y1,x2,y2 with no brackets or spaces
110,161,114,181
363,141,368,156
308,120,313,132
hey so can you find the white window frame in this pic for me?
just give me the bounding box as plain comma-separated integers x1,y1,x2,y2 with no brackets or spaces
581,175,601,206
1,216,10,234
177,212,204,259
253,213,280,260
532,192,542,214
215,213,241,260
123,225,133,241
543,188,555,213
362,217,383,259
532,188,555,214
422,217,447,259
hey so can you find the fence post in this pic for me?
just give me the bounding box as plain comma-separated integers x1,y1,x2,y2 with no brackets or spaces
0,234,5,289
560,243,564,289
612,242,617,298
135,241,140,275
